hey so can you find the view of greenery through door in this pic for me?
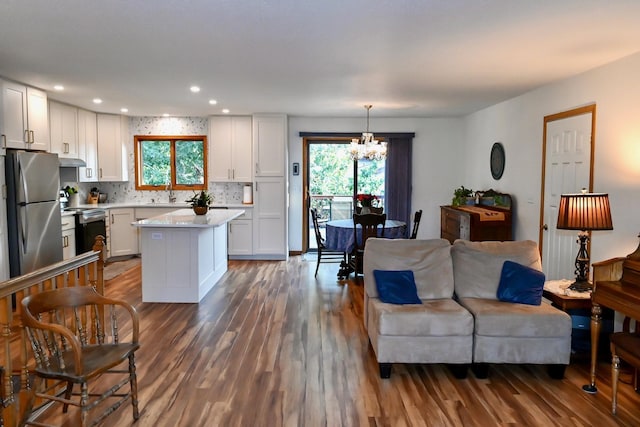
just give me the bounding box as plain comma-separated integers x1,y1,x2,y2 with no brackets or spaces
308,142,385,250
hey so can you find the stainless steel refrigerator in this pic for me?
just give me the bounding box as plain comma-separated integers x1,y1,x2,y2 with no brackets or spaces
5,150,63,277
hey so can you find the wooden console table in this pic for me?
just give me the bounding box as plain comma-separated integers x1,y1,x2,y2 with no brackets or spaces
585,242,640,393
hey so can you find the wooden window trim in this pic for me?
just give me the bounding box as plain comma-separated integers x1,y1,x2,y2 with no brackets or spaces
134,135,208,191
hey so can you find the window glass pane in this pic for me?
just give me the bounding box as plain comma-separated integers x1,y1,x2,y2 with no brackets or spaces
140,140,171,186
175,140,204,185
357,158,385,203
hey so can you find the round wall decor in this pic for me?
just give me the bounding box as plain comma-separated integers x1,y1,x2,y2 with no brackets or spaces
490,142,505,180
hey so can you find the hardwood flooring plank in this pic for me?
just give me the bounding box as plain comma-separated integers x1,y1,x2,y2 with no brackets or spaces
33,256,640,426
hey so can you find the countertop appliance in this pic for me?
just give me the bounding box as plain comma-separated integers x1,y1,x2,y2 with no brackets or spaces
5,150,63,277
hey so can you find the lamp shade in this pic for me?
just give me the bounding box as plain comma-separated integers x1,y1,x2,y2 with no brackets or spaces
556,193,613,231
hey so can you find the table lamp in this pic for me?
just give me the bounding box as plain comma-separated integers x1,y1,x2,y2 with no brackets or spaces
556,191,613,292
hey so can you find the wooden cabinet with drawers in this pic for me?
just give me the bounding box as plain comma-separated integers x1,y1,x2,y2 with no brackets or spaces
440,205,512,243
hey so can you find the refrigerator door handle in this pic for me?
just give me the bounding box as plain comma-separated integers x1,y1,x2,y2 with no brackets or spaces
20,207,28,254
17,159,30,253
18,157,29,205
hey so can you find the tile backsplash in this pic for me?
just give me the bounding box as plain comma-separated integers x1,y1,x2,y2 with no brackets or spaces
62,116,252,205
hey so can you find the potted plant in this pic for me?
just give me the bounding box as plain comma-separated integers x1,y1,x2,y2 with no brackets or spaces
186,190,212,215
356,194,379,214
452,186,474,206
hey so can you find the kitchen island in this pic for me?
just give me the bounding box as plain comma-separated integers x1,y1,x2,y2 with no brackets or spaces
132,208,244,303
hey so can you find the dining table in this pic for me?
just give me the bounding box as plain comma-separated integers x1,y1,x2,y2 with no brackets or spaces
324,218,407,278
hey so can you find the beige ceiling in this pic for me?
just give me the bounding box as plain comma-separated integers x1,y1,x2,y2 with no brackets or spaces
1,0,639,117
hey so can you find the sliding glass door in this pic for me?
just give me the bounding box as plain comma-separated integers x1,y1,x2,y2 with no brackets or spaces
307,141,385,250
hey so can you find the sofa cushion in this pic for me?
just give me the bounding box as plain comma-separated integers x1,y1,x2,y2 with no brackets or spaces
458,297,571,338
369,298,474,337
497,261,545,305
364,238,454,300
451,240,542,299
373,270,422,305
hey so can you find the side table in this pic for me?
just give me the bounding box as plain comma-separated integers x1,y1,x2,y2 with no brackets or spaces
543,279,592,311
543,280,613,360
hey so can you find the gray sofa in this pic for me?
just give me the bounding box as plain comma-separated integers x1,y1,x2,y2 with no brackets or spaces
363,238,572,379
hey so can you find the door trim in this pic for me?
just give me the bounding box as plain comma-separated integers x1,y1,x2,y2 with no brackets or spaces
538,104,596,256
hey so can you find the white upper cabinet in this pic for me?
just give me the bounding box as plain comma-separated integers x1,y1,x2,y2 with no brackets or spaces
0,80,50,152
78,109,98,182
97,114,129,182
49,100,78,158
252,114,286,177
209,116,252,182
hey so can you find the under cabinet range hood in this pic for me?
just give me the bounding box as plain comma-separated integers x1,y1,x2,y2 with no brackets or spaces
58,157,86,167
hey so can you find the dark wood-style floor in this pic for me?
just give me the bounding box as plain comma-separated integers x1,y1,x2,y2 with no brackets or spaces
42,255,640,426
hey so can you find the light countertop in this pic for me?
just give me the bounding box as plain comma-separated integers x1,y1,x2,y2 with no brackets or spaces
132,208,245,228
68,202,252,210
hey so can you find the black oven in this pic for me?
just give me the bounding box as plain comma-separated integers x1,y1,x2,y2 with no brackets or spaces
72,208,107,254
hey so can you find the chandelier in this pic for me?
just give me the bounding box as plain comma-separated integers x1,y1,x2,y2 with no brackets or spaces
349,105,387,161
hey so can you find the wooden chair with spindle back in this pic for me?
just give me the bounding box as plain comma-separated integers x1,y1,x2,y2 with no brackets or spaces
409,210,423,239
351,213,386,278
21,286,140,427
310,208,345,277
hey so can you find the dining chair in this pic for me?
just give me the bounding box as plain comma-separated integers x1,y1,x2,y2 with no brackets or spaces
409,209,423,239
351,213,386,278
356,206,384,215
310,208,345,277
610,317,640,415
21,286,140,427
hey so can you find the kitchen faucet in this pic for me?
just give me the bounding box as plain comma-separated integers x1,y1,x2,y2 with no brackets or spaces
166,182,176,203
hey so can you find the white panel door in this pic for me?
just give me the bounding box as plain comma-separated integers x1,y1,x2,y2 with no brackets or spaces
542,112,592,280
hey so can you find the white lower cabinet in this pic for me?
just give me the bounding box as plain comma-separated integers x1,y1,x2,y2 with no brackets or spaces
107,208,137,258
61,214,76,260
253,178,287,259
228,208,253,257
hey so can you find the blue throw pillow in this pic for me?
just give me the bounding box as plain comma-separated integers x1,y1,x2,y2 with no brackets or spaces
373,270,422,305
497,260,545,305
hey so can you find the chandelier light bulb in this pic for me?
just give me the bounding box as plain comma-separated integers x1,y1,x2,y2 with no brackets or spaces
350,105,387,161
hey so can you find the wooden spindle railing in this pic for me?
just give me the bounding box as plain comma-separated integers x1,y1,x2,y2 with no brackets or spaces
0,236,104,426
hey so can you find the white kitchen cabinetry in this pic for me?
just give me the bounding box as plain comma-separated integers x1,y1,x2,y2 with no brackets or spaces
107,208,137,258
61,214,76,260
253,178,286,258
209,116,252,182
78,109,98,182
0,80,49,151
49,101,78,158
253,114,286,177
97,114,129,182
251,114,287,259
228,208,253,257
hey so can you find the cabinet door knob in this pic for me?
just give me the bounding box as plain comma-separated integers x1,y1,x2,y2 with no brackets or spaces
542,224,549,231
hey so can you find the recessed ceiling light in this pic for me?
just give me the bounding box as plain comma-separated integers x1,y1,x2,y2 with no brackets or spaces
222,109,230,114
120,108,129,113
92,98,102,104
53,85,64,91
162,113,170,117
209,99,217,105
190,86,200,93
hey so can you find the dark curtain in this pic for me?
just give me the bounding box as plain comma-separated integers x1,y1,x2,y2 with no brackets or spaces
384,136,412,235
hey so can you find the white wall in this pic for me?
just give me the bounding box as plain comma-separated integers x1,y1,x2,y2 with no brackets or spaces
287,117,465,251
463,51,640,266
